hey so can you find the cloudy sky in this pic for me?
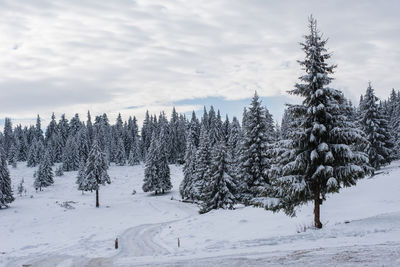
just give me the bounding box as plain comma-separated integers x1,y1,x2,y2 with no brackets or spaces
0,0,399,126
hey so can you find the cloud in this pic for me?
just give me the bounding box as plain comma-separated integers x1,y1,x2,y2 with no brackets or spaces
0,0,399,125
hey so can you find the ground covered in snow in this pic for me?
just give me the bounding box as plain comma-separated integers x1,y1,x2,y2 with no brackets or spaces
1,161,400,266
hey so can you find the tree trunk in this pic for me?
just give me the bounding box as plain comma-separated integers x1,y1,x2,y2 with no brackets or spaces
96,189,99,208
314,192,322,229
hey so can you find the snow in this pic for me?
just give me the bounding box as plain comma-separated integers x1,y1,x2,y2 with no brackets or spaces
2,161,400,266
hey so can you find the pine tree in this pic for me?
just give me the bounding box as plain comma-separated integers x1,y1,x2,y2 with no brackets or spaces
76,160,86,193
227,117,241,181
62,136,80,171
34,149,54,191
27,138,44,167
35,115,44,142
269,17,371,228
141,111,152,159
52,133,64,163
128,138,141,165
76,127,90,162
176,114,187,164
115,138,126,166
200,140,236,213
0,147,14,208
359,83,394,170
83,140,111,207
27,140,38,167
15,125,28,161
8,143,18,168
87,111,94,146
3,118,14,158
69,113,82,137
238,92,273,202
45,113,58,142
157,126,172,193
208,106,223,147
143,132,159,193
192,125,212,201
180,113,200,200
222,115,231,142
169,107,179,164
58,114,69,146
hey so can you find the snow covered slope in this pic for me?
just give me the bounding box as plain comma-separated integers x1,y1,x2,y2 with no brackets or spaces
2,161,400,266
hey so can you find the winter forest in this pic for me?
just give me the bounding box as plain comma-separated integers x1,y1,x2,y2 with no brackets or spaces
1,16,400,266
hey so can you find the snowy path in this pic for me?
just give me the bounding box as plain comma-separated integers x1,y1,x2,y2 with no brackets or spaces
118,223,169,257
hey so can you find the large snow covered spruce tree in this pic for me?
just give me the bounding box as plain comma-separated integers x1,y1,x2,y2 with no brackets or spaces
272,16,371,228
83,140,111,207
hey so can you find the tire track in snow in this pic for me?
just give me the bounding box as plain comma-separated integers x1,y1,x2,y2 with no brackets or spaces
115,199,197,258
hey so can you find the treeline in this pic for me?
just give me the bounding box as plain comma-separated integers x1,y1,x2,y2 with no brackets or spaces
0,17,397,229
1,109,188,171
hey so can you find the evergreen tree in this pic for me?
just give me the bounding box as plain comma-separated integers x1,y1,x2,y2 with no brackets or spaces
27,140,38,167
76,127,90,162
128,138,141,165
58,114,69,146
157,126,172,193
76,160,86,193
69,113,82,137
222,115,231,142
27,138,44,167
62,136,80,171
192,125,212,201
141,111,152,158
269,17,371,228
115,137,126,166
238,92,273,202
359,83,394,169
180,112,200,200
14,125,28,161
52,132,64,163
3,118,14,158
143,132,159,193
87,111,94,146
45,113,58,142
143,127,172,194
34,149,54,191
180,128,198,200
208,106,223,147
227,117,241,180
169,107,179,164
176,114,187,164
0,147,14,208
200,140,236,213
35,115,44,142
83,140,111,207
8,143,18,168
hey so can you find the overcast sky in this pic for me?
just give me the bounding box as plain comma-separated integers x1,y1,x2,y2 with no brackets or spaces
0,0,399,126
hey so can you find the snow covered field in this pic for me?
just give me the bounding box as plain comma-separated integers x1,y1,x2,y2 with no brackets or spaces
1,161,400,266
